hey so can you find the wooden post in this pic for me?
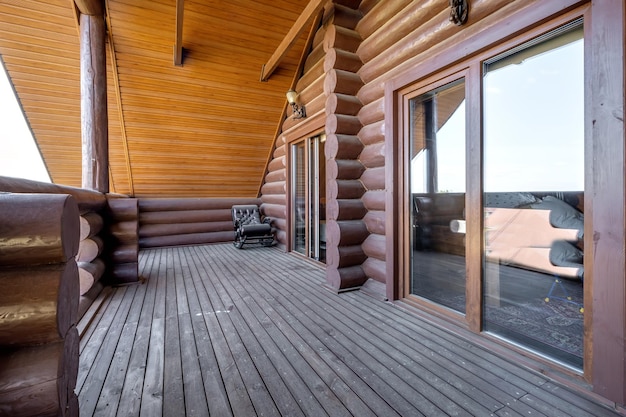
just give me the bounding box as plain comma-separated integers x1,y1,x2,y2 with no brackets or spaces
80,12,108,192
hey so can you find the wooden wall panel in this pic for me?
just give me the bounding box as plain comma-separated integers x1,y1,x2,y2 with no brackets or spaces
0,0,310,198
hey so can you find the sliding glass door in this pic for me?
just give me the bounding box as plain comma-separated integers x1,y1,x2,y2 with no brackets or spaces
409,79,467,314
403,20,585,368
482,23,584,367
291,134,326,263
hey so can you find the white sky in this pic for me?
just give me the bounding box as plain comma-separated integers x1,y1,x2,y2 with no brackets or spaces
0,61,51,183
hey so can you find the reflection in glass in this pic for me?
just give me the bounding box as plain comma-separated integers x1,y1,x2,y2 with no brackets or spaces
291,135,326,263
292,142,306,256
410,79,466,313
482,23,584,368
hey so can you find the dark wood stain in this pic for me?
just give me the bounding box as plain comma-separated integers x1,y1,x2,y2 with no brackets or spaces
77,244,623,417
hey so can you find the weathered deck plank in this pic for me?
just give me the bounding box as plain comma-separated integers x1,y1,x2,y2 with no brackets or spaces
77,244,624,417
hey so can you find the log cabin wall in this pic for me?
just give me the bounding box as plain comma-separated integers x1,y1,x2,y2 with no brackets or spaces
0,176,140,309
105,195,139,285
261,0,369,292
0,193,80,416
137,197,262,249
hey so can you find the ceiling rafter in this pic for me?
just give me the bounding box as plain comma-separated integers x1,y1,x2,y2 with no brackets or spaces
174,0,184,66
256,11,323,197
260,0,326,82
105,0,134,195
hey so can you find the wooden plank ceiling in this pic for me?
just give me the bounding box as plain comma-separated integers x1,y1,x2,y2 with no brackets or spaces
0,0,309,197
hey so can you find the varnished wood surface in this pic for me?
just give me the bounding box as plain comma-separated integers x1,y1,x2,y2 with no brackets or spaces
0,0,307,197
76,244,623,417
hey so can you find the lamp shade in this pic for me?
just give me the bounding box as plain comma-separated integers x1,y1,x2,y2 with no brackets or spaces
286,90,298,104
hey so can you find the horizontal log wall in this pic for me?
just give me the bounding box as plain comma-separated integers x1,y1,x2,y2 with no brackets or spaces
0,193,80,417
138,197,262,248
0,176,109,319
353,0,519,297
323,2,367,291
104,195,139,285
260,2,367,291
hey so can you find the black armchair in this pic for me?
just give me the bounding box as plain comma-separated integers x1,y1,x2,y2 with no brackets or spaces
231,204,275,249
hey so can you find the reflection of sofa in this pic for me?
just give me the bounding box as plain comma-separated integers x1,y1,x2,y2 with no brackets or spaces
413,192,584,278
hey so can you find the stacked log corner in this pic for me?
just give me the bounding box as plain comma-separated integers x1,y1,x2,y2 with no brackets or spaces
260,2,369,291
104,195,139,284
0,176,108,318
138,197,262,249
323,3,368,291
0,193,80,417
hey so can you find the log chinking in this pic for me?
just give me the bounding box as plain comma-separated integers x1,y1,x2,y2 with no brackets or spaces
0,193,80,417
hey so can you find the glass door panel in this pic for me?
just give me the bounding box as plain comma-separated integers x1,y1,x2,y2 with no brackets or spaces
482,23,584,368
409,79,466,314
291,135,326,263
292,141,306,256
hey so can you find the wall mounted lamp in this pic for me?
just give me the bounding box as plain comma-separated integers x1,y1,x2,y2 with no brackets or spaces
286,90,306,119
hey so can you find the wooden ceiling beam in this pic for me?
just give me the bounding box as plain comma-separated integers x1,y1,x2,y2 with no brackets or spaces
174,0,184,66
257,11,323,197
260,0,326,81
105,0,135,196
74,0,103,16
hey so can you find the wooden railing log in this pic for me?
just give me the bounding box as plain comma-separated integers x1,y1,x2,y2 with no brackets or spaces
0,328,79,417
0,176,105,214
0,261,78,346
0,193,79,266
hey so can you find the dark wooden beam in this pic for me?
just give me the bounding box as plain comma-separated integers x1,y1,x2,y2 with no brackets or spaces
74,0,103,16
80,13,109,192
260,0,327,81
174,0,184,66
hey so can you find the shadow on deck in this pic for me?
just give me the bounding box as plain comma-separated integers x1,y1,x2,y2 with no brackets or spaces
77,244,622,417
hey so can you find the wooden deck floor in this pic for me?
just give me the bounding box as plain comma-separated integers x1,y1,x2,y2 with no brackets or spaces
77,244,624,417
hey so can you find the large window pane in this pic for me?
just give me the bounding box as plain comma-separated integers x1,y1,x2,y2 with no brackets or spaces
482,23,584,368
410,79,466,314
